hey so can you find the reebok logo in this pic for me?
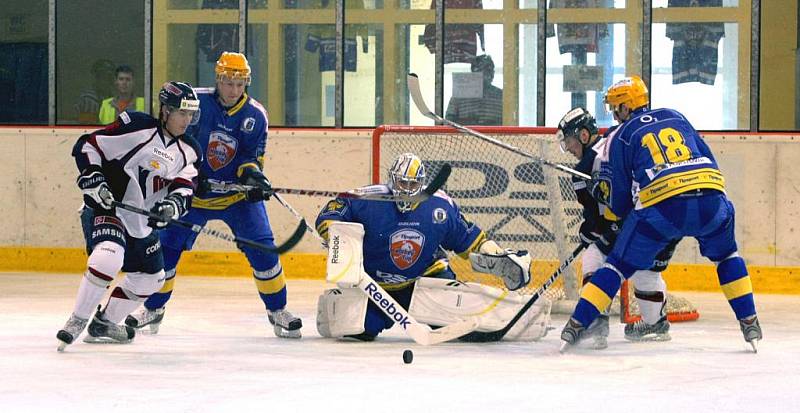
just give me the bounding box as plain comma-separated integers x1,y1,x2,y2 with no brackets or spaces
330,235,340,264
364,282,410,329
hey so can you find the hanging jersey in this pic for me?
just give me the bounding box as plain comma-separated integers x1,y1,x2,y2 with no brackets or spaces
666,0,724,85
73,111,201,239
315,185,485,288
189,88,268,210
598,107,725,219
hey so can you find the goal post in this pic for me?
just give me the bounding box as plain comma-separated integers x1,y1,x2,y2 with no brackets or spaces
372,125,699,322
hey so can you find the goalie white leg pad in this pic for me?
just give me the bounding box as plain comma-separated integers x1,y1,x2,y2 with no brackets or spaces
629,270,667,325
409,278,551,341
316,287,368,338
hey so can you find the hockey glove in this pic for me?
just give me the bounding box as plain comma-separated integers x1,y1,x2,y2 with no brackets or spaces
589,168,612,207
239,168,272,202
578,221,601,248
78,166,115,211
148,193,188,229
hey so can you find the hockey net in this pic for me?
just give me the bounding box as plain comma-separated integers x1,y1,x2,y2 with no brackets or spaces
373,125,699,322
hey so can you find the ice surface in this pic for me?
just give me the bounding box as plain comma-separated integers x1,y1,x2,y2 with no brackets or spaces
1,273,798,413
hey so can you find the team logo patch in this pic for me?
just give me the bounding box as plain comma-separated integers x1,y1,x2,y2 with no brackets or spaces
207,131,238,171
390,229,425,270
242,117,256,133
322,199,347,215
433,208,447,224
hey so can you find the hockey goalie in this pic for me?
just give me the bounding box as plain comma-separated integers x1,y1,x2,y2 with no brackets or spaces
314,153,552,343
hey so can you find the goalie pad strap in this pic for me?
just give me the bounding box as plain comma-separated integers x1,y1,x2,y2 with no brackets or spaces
408,278,551,341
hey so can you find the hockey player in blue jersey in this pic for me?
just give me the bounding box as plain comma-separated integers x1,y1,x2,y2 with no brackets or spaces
314,153,551,342
560,76,762,352
558,107,678,347
126,52,302,338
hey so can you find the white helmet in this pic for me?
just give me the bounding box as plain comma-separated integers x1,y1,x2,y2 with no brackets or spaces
388,153,426,213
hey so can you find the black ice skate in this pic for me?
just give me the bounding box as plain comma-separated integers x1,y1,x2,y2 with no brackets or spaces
84,306,135,344
559,317,586,353
125,306,166,334
739,315,762,353
624,316,672,342
56,314,89,352
268,309,302,339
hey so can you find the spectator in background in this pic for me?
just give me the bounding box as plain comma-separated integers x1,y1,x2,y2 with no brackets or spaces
75,59,116,124
98,65,145,125
445,54,503,126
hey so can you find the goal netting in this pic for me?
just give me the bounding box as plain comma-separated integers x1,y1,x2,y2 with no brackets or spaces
373,125,699,322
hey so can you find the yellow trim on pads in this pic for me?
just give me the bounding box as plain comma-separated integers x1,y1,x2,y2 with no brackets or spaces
581,283,613,312
2,247,799,295
720,276,754,300
254,274,286,294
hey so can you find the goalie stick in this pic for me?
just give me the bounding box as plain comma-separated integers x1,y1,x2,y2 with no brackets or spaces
458,243,586,342
406,73,591,181
204,163,453,204
112,201,306,255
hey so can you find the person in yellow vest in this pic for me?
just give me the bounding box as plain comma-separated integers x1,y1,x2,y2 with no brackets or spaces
98,65,145,125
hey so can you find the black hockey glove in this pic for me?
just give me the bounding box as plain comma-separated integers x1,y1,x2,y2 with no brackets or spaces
77,166,115,211
239,168,272,202
578,221,601,248
148,193,188,229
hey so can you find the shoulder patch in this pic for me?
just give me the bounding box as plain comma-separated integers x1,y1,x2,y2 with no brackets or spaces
119,111,131,124
321,199,348,216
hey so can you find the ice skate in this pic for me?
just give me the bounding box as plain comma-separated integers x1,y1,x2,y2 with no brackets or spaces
624,316,672,342
585,314,609,350
268,309,302,339
559,318,586,353
739,315,762,353
125,306,166,334
56,314,89,352
84,307,135,344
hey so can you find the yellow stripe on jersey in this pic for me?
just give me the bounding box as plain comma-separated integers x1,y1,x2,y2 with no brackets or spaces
581,283,614,313
192,193,246,210
457,230,487,259
254,274,286,295
721,276,754,300
227,92,249,116
638,168,725,208
236,162,260,178
422,260,448,276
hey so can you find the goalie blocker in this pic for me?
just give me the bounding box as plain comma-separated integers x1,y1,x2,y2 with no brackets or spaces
316,222,550,342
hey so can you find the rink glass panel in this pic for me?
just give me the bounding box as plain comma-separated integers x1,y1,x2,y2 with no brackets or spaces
56,0,145,125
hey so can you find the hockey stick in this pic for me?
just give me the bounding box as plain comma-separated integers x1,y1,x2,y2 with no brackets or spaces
111,201,306,255
272,192,327,244
406,73,591,181
204,163,453,203
458,243,586,342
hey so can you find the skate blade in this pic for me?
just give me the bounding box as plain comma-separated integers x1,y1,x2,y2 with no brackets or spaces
274,327,302,339
83,336,132,344
559,341,571,353
748,340,758,353
625,333,672,342
57,340,68,352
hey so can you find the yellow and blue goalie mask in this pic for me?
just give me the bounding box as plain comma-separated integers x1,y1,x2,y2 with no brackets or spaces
389,153,426,213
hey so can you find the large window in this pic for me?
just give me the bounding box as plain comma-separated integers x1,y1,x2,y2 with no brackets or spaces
0,0,48,124
57,0,145,125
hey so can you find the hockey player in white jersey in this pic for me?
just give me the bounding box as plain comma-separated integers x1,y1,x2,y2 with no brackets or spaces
315,153,552,343
56,81,202,351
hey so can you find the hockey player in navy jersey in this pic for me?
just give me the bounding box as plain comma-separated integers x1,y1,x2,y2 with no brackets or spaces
126,52,302,338
558,107,678,347
57,81,202,351
314,153,551,342
560,76,762,352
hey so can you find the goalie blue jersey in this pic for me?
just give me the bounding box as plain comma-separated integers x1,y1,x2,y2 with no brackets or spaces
315,185,485,288
598,107,725,219
188,88,269,210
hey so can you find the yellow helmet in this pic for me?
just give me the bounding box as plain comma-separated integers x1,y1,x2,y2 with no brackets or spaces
215,52,251,85
604,75,649,113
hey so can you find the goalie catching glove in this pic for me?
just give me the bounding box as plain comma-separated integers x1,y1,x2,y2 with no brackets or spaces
469,240,531,291
239,168,272,202
77,166,115,211
148,193,188,229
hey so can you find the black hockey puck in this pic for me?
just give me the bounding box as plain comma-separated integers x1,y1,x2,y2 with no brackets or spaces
403,349,413,364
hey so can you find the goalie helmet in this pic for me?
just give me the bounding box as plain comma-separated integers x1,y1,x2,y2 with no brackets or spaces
215,52,251,85
603,75,649,115
388,153,426,213
556,107,597,154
